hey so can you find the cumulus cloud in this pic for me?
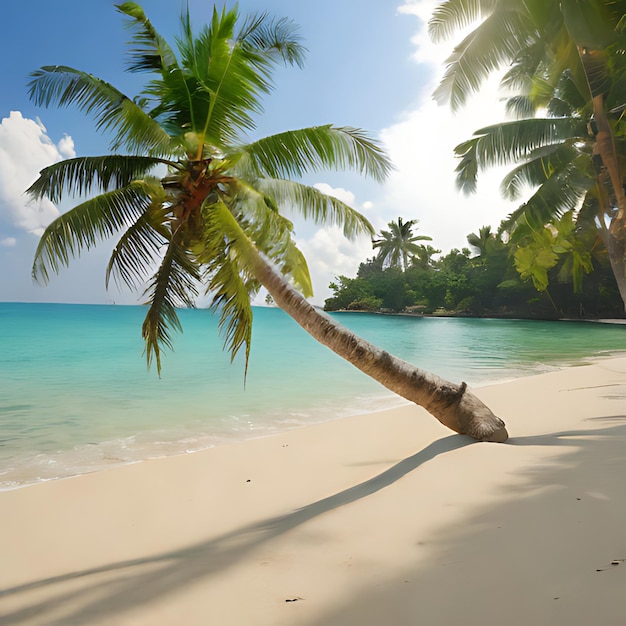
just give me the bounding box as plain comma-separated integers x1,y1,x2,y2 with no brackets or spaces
0,111,75,236
313,182,356,206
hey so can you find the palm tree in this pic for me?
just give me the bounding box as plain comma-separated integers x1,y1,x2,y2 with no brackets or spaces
429,0,626,311
467,225,497,257
27,2,508,442
372,217,433,270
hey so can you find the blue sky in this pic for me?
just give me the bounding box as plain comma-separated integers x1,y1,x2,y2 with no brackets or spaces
0,0,518,305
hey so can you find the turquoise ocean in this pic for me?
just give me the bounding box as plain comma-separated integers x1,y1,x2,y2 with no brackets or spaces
1,302,625,489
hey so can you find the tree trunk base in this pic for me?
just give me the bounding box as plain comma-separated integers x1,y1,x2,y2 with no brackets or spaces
428,381,509,442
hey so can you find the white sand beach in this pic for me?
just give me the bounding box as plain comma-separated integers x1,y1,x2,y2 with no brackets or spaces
1,356,625,625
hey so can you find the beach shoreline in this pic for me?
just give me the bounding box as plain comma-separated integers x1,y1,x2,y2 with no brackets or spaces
1,356,625,625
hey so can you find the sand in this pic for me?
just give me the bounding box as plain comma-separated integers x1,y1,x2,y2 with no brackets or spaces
1,356,625,626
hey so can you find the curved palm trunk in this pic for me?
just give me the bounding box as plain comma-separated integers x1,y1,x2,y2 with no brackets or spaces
602,231,626,313
591,95,626,313
250,251,509,442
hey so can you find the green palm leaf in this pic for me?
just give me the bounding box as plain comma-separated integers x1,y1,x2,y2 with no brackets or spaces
199,199,257,371
433,6,532,110
237,12,306,68
455,117,587,193
105,208,169,291
116,2,179,73
231,188,314,296
32,182,152,284
26,155,172,204
504,155,594,226
141,234,200,373
428,0,499,44
28,66,172,155
238,125,391,183
500,141,592,199
255,178,374,239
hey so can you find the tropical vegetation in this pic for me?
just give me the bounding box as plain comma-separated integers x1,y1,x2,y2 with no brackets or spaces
325,221,624,317
26,3,508,441
428,0,626,312
372,217,432,271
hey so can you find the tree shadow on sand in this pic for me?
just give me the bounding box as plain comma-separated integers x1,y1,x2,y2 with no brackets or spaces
0,435,472,625
303,416,626,626
3,415,625,626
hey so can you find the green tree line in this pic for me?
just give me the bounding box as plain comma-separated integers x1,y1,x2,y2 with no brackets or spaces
324,219,624,318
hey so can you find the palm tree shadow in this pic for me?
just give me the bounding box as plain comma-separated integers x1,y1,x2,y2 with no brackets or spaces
0,435,472,625
506,415,626,447
303,419,626,626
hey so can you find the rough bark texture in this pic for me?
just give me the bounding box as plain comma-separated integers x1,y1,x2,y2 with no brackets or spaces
252,252,509,443
605,233,626,314
591,94,626,313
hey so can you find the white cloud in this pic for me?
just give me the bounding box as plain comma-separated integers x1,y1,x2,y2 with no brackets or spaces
378,1,523,253
1,236,16,247
0,111,74,235
313,182,356,206
57,134,76,159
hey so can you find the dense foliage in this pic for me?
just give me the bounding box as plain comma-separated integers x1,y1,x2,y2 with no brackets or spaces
324,224,624,318
430,0,626,311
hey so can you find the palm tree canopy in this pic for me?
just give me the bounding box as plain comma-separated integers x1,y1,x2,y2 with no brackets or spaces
28,3,392,374
372,217,432,270
432,0,626,309
429,0,626,111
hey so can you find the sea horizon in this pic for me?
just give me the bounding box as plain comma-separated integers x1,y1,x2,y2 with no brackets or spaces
1,301,625,490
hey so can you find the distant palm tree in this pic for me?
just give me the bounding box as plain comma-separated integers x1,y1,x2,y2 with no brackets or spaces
372,218,432,270
27,3,507,441
467,226,496,257
413,244,442,269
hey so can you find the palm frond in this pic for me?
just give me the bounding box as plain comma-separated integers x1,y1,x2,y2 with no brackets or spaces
254,178,374,239
505,95,540,118
32,182,151,284
26,155,173,204
237,125,391,183
499,140,590,199
199,199,257,371
116,2,179,73
500,40,547,93
237,12,307,68
428,0,499,44
433,6,532,110
141,234,200,374
106,206,169,291
455,117,587,193
170,6,281,146
229,185,314,295
504,155,594,226
28,66,172,155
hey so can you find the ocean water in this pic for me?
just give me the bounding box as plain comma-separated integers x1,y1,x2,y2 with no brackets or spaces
1,302,624,489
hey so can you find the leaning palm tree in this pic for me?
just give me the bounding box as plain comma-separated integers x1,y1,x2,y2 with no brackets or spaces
27,2,508,442
372,217,433,270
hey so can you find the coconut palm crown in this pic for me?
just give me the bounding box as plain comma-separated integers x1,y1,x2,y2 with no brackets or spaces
372,217,433,271
27,3,391,374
